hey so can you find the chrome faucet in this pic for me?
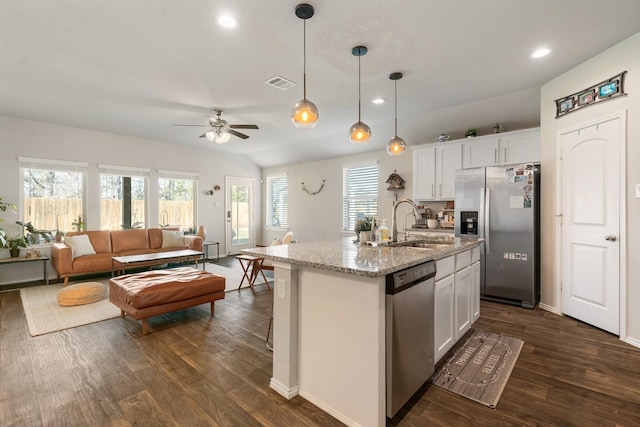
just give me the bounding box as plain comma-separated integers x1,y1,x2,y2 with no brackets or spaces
391,198,421,242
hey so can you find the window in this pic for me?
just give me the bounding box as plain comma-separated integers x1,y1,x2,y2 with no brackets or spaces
342,164,378,232
19,157,87,233
99,165,149,230
158,170,197,231
266,174,288,228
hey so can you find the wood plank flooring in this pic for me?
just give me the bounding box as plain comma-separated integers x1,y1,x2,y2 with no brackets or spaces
2,257,640,426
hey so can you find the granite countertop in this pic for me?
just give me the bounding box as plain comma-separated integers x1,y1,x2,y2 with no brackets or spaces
241,236,481,278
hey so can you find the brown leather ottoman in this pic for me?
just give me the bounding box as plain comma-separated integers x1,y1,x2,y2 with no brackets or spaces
109,266,225,334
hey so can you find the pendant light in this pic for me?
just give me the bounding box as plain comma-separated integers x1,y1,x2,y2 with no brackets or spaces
291,4,319,128
387,72,406,156
349,46,371,145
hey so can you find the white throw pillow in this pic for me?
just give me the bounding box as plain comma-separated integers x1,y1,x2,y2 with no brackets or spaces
162,230,184,248
65,234,96,258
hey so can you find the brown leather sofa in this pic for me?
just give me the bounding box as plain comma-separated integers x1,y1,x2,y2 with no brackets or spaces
51,228,203,286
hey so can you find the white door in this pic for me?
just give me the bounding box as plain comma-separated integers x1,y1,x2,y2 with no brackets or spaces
561,118,621,334
225,177,255,255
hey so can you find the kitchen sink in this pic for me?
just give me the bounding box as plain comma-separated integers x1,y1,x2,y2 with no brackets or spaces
405,242,452,251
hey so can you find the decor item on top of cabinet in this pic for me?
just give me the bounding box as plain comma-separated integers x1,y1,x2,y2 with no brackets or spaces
464,128,477,138
435,133,450,143
301,179,325,195
554,71,627,118
493,123,504,133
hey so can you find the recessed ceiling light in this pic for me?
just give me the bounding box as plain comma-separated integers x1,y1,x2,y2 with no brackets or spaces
530,47,551,59
217,15,238,28
372,98,386,104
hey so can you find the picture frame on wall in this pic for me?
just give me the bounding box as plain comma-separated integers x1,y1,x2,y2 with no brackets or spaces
555,71,627,118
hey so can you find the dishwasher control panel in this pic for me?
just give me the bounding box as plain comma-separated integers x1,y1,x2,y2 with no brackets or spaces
386,261,436,294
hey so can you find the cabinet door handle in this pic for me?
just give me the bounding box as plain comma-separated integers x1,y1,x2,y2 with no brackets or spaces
439,184,442,197
431,184,435,197
504,147,508,163
494,148,497,164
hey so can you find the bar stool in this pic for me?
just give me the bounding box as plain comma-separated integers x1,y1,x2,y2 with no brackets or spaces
235,254,271,295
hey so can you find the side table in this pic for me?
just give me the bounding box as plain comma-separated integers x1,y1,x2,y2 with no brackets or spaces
203,241,220,262
236,255,271,295
0,256,50,285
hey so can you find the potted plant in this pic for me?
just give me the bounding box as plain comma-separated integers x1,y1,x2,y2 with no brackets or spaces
464,128,477,138
356,216,375,243
0,197,17,249
6,235,27,258
16,221,53,244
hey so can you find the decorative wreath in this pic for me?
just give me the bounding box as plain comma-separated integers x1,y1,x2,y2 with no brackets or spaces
301,179,326,195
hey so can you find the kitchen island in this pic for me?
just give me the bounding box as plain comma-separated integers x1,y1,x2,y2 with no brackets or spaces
243,236,481,427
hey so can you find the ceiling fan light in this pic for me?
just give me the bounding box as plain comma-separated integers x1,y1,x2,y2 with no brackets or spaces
349,121,371,145
205,131,215,142
292,99,319,128
214,132,231,144
387,136,406,155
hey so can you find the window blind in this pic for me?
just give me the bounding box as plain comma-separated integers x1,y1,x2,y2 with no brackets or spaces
342,164,378,231
267,175,288,228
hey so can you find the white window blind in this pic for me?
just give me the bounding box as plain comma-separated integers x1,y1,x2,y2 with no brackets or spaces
267,175,288,228
343,164,378,232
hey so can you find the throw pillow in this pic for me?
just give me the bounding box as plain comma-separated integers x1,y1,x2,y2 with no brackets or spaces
65,234,96,258
161,230,184,248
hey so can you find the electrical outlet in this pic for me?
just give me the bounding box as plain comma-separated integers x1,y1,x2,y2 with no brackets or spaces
277,279,286,299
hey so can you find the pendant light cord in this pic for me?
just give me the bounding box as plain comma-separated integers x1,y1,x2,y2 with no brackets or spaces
303,19,307,100
358,54,362,120
394,80,398,137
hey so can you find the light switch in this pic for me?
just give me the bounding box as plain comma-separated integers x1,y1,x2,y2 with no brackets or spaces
277,279,286,299
636,183,640,199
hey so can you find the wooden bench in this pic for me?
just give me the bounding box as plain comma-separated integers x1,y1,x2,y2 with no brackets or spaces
109,266,225,334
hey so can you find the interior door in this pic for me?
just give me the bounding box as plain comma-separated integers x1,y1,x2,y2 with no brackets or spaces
225,177,254,255
561,118,621,334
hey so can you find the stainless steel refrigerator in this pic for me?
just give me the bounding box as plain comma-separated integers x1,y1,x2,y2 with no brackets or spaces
454,164,540,308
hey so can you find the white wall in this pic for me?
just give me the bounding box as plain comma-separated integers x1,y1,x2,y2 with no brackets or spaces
261,148,414,245
540,32,640,343
0,115,262,261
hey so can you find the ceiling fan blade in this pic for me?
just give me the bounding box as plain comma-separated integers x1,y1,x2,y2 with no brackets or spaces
199,132,208,138
229,124,259,130
227,129,250,139
174,124,209,127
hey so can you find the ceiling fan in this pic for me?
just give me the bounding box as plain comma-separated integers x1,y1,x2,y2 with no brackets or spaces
174,109,259,143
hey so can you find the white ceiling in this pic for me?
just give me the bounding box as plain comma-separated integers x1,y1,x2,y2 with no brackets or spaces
1,1,639,168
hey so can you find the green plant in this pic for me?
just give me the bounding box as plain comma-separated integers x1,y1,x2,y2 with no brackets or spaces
6,235,28,250
0,197,17,248
122,221,144,229
356,216,375,232
464,128,477,137
16,221,52,244
72,215,85,231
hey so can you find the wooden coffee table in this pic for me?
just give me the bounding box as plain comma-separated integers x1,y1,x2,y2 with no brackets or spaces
111,249,204,276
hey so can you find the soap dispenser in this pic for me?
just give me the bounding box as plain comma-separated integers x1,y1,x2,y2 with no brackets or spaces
379,219,390,241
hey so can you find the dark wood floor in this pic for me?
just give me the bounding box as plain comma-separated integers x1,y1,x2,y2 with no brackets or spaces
1,257,639,426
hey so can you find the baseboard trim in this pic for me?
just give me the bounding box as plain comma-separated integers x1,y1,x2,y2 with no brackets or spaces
538,302,561,315
624,336,640,349
269,378,299,399
298,389,362,427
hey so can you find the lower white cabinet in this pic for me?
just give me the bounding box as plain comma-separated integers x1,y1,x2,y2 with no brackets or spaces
434,247,480,364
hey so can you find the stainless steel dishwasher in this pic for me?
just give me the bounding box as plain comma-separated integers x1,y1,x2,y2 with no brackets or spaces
386,261,436,418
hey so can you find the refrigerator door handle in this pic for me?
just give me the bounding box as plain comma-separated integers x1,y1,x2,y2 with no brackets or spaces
484,187,491,254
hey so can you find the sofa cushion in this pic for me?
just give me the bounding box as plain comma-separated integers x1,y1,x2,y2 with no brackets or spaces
161,230,184,248
66,230,112,253
71,253,114,273
64,234,96,258
111,229,149,253
148,227,180,249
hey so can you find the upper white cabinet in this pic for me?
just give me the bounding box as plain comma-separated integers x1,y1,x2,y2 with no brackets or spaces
462,128,540,169
413,142,462,201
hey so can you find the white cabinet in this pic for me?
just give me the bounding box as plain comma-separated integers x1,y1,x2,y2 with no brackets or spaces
413,142,462,201
434,247,480,364
462,128,540,169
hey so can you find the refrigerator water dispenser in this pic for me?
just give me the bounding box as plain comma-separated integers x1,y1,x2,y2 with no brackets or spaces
460,211,478,235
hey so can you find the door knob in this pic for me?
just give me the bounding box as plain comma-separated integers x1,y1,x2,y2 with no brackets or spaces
604,234,617,241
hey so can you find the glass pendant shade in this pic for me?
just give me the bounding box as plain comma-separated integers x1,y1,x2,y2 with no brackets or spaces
387,136,406,155
292,99,319,128
205,131,215,142
350,121,371,144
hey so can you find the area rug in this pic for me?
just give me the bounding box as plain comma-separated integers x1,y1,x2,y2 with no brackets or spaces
20,281,121,337
430,329,524,408
204,263,271,293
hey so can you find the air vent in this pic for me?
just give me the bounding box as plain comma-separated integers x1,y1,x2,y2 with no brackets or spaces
265,75,296,91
